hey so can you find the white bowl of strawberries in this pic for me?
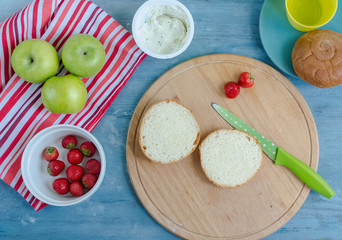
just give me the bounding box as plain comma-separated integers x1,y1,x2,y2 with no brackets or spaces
22,124,106,206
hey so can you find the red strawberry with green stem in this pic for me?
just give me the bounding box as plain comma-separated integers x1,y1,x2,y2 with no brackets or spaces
47,160,65,176
80,142,96,157
82,173,97,190
238,72,254,88
62,135,78,149
42,146,59,161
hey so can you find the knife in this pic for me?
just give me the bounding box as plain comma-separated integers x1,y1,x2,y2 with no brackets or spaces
212,103,335,199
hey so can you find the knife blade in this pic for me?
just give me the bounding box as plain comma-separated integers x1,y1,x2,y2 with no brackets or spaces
212,103,335,199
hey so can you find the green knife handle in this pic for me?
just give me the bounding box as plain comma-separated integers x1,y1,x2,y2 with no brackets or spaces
275,147,335,199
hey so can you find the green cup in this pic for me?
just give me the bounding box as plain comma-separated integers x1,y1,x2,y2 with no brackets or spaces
285,0,338,32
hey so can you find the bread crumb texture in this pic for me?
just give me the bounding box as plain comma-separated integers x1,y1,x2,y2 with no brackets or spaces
200,129,262,187
140,100,200,163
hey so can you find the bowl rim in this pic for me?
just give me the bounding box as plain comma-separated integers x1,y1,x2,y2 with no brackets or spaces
21,124,106,206
132,0,195,59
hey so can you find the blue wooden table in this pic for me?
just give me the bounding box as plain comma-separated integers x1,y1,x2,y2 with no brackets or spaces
0,0,341,239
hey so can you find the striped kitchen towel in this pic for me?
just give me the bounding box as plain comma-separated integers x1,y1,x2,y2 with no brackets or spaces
0,0,146,211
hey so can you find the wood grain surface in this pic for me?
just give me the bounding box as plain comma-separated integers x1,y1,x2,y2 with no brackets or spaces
127,54,319,239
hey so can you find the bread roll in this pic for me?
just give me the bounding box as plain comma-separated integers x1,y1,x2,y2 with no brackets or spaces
200,129,262,188
139,99,200,164
292,29,342,88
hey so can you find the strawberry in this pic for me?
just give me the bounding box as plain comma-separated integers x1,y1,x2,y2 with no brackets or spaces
81,173,97,190
62,135,78,149
70,181,84,196
42,146,59,162
238,72,254,88
80,142,96,157
47,160,65,176
67,148,83,164
66,165,84,181
52,178,69,195
224,81,240,99
86,159,101,175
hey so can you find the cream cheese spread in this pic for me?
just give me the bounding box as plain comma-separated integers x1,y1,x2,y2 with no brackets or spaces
141,5,190,55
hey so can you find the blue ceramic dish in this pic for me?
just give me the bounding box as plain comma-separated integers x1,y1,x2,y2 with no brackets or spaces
259,0,342,77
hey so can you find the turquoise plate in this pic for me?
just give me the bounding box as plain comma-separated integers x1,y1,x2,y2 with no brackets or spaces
259,0,342,77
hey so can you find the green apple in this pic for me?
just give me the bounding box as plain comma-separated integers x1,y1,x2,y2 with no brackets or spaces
11,39,59,83
62,34,106,78
41,75,87,114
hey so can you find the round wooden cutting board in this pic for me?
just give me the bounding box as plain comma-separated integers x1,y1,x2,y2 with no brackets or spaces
126,54,318,239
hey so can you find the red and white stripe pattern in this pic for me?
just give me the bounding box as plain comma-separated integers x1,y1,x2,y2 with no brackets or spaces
0,0,146,211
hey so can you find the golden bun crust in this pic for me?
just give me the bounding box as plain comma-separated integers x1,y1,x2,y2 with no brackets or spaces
292,29,342,88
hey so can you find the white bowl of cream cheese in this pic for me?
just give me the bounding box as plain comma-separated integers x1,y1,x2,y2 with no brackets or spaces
132,0,194,59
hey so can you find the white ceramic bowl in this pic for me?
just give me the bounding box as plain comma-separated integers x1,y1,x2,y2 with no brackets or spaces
22,124,106,206
132,0,194,59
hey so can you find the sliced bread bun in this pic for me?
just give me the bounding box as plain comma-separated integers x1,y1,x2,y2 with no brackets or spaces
139,99,200,164
200,129,262,188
